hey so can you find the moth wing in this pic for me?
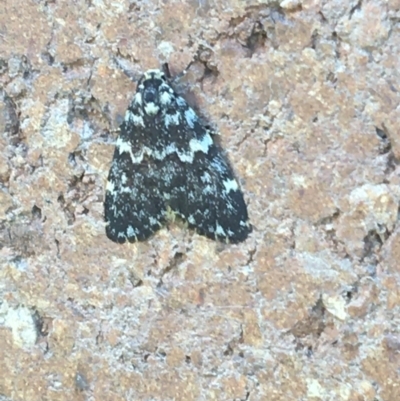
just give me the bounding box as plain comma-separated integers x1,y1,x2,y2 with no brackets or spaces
168,145,251,243
104,67,251,244
104,147,166,243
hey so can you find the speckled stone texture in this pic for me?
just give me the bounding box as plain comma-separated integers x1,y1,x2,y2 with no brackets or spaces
0,1,400,400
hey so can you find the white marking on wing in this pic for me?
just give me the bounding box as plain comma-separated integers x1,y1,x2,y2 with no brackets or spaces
160,91,172,105
223,179,239,193
184,108,197,128
215,224,226,236
165,112,180,127
144,102,159,115
189,133,212,153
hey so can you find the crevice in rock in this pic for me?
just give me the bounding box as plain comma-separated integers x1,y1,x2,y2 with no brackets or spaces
246,21,267,55
361,229,384,266
290,297,328,353
157,251,185,288
349,0,362,19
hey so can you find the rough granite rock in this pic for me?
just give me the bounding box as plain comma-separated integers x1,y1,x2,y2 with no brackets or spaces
0,0,400,400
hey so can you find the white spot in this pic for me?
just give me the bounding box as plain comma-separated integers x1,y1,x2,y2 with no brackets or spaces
226,201,235,211
150,145,170,160
160,91,172,105
121,173,128,184
174,134,213,162
116,137,132,154
211,157,226,173
125,110,144,127
125,110,133,121
120,186,132,193
133,92,142,106
177,151,194,163
160,83,172,92
223,179,239,193
165,112,180,127
132,151,144,163
116,138,144,163
149,216,159,226
188,215,196,224
176,97,186,107
117,232,127,240
4,303,38,349
215,224,226,236
306,379,325,399
189,133,213,154
106,180,115,193
185,108,197,128
127,226,136,238
165,143,177,155
208,128,219,136
203,185,213,194
148,142,177,160
144,102,159,115
322,294,348,321
133,114,144,127
201,172,212,183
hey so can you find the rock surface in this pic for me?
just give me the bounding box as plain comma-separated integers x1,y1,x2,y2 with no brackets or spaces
0,1,400,400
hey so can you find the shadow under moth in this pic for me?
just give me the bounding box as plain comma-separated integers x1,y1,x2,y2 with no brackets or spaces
104,67,251,244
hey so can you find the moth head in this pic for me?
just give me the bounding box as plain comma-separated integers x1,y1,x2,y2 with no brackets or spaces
136,69,172,116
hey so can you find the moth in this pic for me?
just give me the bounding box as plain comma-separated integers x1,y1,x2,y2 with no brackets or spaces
104,68,251,243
